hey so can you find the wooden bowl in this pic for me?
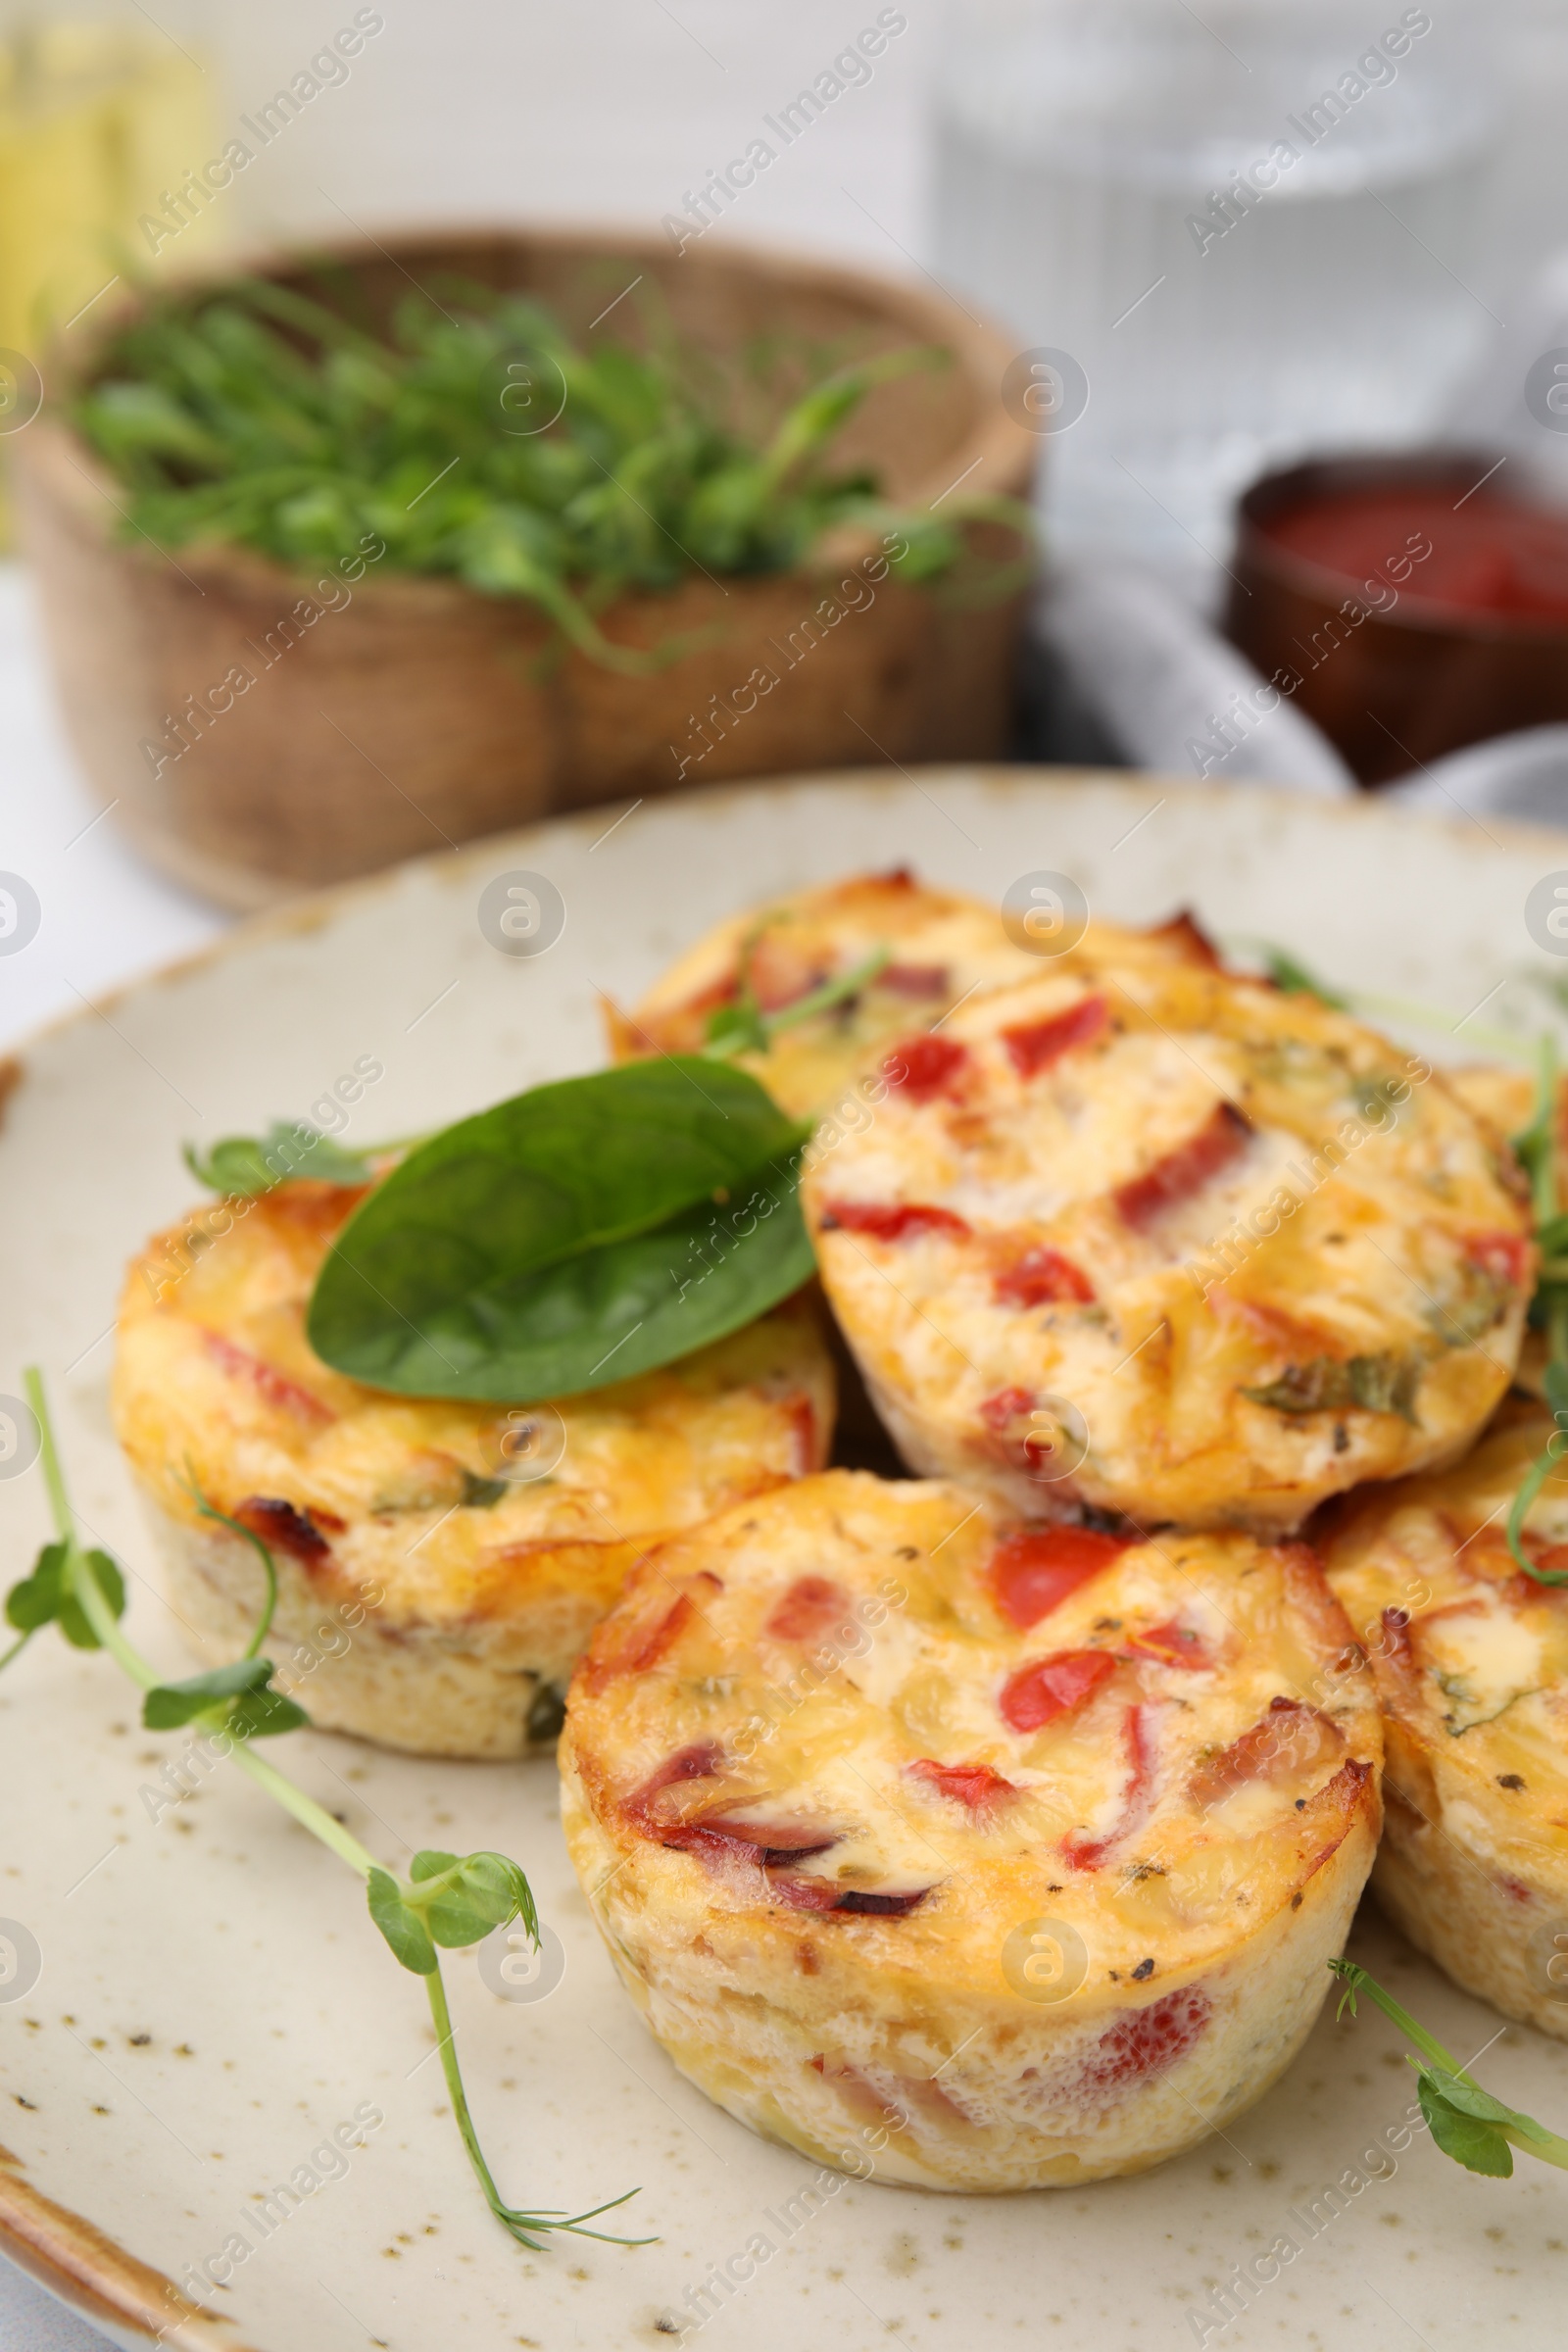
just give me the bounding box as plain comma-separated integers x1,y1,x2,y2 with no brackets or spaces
11,226,1036,906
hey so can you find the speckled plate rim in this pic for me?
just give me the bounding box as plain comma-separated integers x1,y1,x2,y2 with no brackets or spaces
9,760,1568,1073
4,760,1564,2350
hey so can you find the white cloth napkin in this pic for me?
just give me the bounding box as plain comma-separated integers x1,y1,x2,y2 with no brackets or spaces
1035,248,1568,828
1037,550,1568,829
1036,557,1356,797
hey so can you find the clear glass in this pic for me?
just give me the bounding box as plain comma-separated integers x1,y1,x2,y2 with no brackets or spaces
930,0,1507,582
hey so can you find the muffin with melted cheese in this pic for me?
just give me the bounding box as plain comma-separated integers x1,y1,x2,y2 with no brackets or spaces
1323,1405,1568,2038
608,866,1226,1122
561,1470,1382,2191
1446,1062,1539,1141
113,1182,834,1759
1446,1061,1562,1403
802,961,1534,1536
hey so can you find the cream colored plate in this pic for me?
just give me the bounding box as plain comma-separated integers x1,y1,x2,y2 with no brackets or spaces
3,768,1567,2352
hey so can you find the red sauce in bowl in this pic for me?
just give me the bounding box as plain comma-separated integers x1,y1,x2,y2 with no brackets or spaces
1261,483,1568,624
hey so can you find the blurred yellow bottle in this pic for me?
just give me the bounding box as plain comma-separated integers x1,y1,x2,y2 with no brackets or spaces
0,6,217,529
0,12,219,344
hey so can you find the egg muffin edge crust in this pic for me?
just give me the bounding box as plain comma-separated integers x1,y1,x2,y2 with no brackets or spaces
113,1182,836,1759
1323,1407,1568,2039
607,866,1226,1122
802,961,1533,1537
562,1470,1383,2191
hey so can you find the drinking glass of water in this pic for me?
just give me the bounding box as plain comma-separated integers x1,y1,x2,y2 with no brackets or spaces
930,0,1504,584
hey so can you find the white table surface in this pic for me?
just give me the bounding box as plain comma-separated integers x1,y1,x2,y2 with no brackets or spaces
0,565,228,1061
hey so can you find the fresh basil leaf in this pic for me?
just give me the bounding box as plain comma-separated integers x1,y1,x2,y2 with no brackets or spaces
307,1060,813,1401
184,1121,376,1199
337,1170,810,1401
368,1866,437,1975
1419,2077,1514,2176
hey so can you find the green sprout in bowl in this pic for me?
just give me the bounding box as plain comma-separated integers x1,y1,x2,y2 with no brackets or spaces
71,272,1027,670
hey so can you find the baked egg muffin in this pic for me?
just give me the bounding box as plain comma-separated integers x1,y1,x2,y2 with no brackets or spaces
1446,1062,1539,1141
1446,1060,1560,1403
803,960,1534,1535
608,866,1227,1121
561,1470,1382,2191
1323,1404,1568,2038
113,1181,834,1759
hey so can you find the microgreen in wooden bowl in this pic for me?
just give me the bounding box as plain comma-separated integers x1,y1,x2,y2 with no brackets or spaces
72,273,1019,673
20,230,1038,900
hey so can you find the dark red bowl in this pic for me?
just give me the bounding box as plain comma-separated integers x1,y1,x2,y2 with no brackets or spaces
1224,450,1568,785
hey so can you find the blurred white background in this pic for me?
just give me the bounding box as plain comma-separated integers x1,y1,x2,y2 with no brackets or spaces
216,1,938,262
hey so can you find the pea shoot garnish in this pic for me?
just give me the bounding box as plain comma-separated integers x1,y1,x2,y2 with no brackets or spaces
701,935,892,1060
4,1367,649,2257
1255,940,1533,1061
1330,1960,1568,2177
73,274,1020,668
182,1119,387,1198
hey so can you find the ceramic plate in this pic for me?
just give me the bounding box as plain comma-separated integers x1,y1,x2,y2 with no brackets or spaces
3,768,1567,2352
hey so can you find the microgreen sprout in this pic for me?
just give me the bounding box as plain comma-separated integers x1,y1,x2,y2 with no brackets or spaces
4,1368,649,2256
181,1118,425,1198
1256,944,1352,1011
1253,941,1535,1062
73,275,1022,668
1330,1959,1568,2177
183,1474,279,1655
702,934,893,1058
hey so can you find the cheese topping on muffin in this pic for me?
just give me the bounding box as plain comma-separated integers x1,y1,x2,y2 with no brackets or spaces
609,867,1225,1120
803,961,1533,1533
113,1181,834,1757
1323,1404,1568,2036
563,1471,1381,2190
